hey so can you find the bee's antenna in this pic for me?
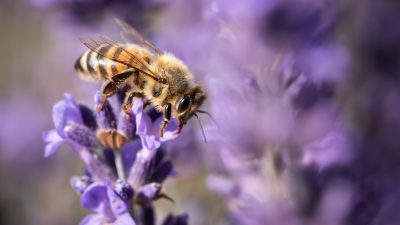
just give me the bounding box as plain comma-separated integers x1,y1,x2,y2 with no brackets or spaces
196,110,219,128
193,113,207,144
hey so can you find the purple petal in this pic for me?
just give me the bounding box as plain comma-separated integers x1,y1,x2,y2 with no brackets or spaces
133,100,152,135
95,91,117,130
149,161,173,183
140,136,161,151
53,93,83,138
43,130,64,157
78,148,117,182
107,186,128,216
127,149,156,188
113,213,136,225
302,126,353,170
136,183,161,202
71,176,93,194
79,214,104,225
81,183,108,211
140,204,155,225
118,111,136,140
121,140,141,177
79,104,98,130
79,213,135,225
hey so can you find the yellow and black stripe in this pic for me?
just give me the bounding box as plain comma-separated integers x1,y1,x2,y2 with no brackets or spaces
74,44,130,81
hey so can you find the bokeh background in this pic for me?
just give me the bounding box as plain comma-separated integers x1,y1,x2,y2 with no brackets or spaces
1,0,400,224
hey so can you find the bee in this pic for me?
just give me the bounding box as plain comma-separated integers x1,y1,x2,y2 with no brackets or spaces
74,19,206,137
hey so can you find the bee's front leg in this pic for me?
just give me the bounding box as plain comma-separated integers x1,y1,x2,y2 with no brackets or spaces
160,103,171,138
123,91,144,120
175,118,187,135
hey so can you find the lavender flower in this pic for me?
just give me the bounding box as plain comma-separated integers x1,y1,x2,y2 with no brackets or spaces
44,91,185,224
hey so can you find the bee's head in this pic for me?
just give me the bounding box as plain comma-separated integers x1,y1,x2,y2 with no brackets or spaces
175,85,206,122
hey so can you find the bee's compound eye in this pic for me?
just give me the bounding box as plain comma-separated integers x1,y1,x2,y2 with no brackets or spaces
177,95,192,113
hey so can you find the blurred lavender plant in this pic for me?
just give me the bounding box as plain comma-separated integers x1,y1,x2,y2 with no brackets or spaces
36,0,400,224
43,92,187,225
30,0,166,28
193,0,363,224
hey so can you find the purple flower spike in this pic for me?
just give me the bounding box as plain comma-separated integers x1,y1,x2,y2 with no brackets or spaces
95,91,117,130
64,122,100,148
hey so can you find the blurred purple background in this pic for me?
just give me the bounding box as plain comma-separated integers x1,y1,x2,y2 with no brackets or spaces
1,0,400,224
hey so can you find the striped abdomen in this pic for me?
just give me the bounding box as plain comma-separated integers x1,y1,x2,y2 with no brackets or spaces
74,44,144,81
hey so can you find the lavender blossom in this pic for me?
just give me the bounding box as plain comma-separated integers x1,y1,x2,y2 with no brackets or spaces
44,92,185,224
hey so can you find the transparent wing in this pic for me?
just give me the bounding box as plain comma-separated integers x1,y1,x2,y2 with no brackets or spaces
115,18,162,55
80,35,163,82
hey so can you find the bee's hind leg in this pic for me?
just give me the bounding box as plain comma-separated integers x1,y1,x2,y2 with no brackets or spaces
122,91,144,120
98,81,119,111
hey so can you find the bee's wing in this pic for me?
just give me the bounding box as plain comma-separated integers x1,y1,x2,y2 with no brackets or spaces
115,18,162,55
80,35,163,82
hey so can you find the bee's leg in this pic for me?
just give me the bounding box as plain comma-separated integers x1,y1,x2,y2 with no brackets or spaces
112,70,134,84
122,91,144,120
98,70,134,110
143,101,151,109
160,103,172,138
175,117,187,135
98,81,119,110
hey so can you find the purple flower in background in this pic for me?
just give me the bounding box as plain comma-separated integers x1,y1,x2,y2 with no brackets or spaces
261,0,339,47
30,0,168,28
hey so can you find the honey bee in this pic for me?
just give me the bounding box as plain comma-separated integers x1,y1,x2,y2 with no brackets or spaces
74,19,206,137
